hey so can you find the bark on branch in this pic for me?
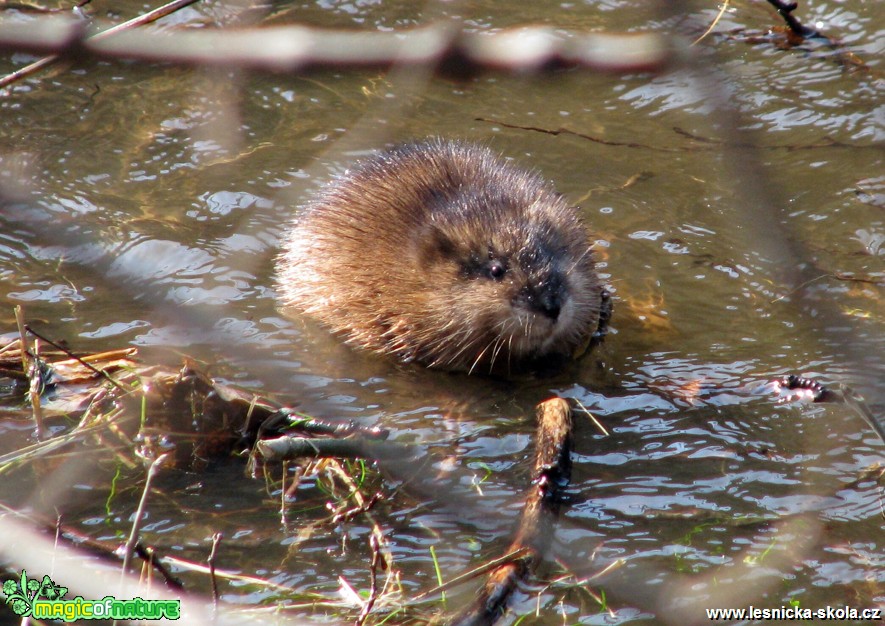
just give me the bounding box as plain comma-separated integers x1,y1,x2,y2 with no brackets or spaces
452,397,573,626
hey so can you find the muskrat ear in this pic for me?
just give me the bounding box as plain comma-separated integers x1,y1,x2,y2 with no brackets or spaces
414,223,456,266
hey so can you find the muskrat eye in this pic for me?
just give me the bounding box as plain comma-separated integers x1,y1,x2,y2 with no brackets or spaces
486,260,506,280
459,255,508,281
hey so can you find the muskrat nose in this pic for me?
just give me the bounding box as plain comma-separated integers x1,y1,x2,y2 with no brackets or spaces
537,291,562,321
523,281,563,321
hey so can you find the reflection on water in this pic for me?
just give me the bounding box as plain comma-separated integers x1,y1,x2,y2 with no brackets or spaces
0,0,882,621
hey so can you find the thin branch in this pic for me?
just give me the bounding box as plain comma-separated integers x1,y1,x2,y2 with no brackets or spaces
208,532,223,607
90,0,199,40
14,306,45,440
475,117,872,152
452,398,573,625
0,0,200,89
412,548,531,602
24,324,130,392
13,306,29,381
692,0,730,46
256,435,415,463
0,18,685,83
765,0,818,38
120,453,170,582
134,542,185,590
354,534,381,626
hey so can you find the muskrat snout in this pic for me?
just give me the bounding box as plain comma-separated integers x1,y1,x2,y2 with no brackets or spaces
517,274,565,322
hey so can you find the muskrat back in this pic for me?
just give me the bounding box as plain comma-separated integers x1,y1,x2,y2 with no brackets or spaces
277,138,606,375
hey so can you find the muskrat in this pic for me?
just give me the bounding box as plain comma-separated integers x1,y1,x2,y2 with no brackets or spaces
276,138,607,375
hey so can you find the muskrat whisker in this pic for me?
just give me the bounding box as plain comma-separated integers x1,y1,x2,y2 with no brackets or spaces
470,338,497,375
505,333,517,373
434,324,479,367
436,321,475,357
489,336,510,373
566,243,596,275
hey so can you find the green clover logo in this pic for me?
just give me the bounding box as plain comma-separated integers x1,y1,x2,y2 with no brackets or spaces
2,571,33,617
2,570,68,616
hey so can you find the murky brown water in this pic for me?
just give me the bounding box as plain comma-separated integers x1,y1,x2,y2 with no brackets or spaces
1,0,882,623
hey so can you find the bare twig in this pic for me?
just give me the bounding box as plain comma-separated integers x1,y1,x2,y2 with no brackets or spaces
331,491,384,524
13,305,29,375
691,0,730,46
354,534,381,626
452,398,573,626
14,306,45,439
208,532,223,606
256,435,414,463
0,1,67,12
476,116,692,152
24,324,130,392
413,547,531,602
476,117,870,152
133,543,185,590
279,461,289,525
28,338,47,438
120,452,170,582
325,461,399,605
571,397,609,436
258,408,390,441
765,0,818,38
0,0,200,89
0,19,684,81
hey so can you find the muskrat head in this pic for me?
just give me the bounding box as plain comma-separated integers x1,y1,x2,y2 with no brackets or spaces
411,192,601,374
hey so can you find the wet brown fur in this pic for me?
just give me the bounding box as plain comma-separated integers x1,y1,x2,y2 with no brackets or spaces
277,139,604,375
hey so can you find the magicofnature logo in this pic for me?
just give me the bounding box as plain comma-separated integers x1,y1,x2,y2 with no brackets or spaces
2,570,180,622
